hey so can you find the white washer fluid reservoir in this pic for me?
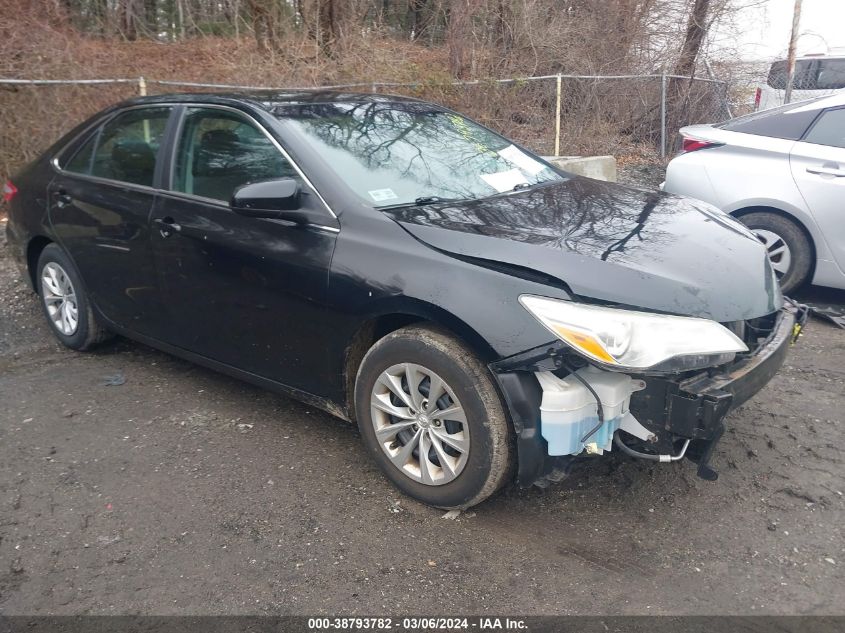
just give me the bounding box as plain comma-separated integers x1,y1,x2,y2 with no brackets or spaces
535,367,645,456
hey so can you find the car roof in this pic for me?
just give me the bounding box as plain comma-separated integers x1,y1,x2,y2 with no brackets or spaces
121,90,426,112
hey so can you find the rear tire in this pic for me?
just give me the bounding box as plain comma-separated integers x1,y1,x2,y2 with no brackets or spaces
36,244,112,350
737,212,812,294
354,325,513,509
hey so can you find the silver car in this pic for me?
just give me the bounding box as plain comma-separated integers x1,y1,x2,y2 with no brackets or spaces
663,93,845,293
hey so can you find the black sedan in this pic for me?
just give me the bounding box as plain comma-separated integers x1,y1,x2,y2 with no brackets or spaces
3,92,806,508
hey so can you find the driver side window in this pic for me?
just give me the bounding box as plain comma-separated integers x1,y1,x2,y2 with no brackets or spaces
173,108,297,202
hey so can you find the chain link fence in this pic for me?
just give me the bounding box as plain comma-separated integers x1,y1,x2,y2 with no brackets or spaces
0,73,733,180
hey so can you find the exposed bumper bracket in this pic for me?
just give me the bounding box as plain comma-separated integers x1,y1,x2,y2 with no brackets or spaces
692,424,724,481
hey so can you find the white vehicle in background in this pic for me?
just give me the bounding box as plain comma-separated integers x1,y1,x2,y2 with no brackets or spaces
663,93,845,294
755,53,845,111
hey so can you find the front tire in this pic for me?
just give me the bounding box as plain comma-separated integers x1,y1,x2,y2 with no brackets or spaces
354,325,513,509
36,244,112,350
737,212,812,294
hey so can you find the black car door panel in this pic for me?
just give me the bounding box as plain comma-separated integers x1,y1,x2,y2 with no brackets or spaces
150,194,338,393
149,106,339,394
48,177,161,334
48,106,174,338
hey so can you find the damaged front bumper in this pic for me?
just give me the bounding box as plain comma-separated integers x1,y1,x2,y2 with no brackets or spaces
490,301,808,487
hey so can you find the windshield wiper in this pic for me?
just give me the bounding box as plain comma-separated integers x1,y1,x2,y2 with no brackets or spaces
378,195,479,210
413,196,469,206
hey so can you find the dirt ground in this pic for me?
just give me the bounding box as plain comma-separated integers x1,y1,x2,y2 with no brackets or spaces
1,220,843,616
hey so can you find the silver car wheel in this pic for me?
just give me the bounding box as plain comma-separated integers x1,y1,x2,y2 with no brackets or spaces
754,228,792,277
370,363,470,486
41,262,79,336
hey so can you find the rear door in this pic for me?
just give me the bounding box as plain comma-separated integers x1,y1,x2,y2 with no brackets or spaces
790,106,845,271
149,105,339,392
49,106,174,338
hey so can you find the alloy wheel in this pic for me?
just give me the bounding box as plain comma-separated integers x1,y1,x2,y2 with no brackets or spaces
753,228,792,278
370,363,470,486
41,262,79,336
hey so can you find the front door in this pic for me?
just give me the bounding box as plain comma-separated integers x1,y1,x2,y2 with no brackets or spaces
790,106,845,272
150,106,339,394
49,106,173,338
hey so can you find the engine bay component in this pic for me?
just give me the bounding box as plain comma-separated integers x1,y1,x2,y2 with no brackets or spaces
535,367,645,456
612,432,691,463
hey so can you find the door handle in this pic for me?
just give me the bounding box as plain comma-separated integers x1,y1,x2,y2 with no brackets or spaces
153,217,182,238
54,190,72,208
806,166,845,177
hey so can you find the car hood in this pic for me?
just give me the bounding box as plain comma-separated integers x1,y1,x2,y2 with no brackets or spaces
383,176,782,322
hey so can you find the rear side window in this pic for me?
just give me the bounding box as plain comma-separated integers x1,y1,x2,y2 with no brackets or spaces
766,61,786,88
767,60,816,89
63,107,172,187
767,58,845,90
804,108,845,148
720,101,821,140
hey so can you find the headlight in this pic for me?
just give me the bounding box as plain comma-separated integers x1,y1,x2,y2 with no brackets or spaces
519,295,748,372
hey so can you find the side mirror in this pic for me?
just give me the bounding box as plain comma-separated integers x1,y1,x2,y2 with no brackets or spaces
230,178,302,219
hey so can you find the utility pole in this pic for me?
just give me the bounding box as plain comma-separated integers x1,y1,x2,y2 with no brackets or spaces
784,0,803,104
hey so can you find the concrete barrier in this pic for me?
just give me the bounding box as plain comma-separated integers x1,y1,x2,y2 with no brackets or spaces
543,155,617,182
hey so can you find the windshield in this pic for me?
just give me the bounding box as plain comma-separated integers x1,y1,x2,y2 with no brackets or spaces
272,101,563,207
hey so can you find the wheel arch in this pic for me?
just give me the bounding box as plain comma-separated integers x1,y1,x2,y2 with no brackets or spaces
26,235,54,292
730,205,817,278
342,300,497,422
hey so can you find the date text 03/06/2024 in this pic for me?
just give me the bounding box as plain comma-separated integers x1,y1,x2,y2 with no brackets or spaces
306,617,529,630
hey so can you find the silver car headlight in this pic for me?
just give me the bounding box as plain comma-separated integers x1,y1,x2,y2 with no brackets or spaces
519,295,748,372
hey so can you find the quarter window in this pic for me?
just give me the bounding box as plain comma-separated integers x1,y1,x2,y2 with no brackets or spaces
804,108,845,149
64,132,98,174
173,108,296,202
64,107,171,187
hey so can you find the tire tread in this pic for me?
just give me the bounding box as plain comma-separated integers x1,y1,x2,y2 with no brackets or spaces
738,211,812,294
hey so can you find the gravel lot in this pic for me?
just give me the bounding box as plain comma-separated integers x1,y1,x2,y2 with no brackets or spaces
1,213,844,616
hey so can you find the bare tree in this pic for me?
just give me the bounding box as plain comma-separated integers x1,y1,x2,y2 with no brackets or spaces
408,0,430,40
448,0,484,78
666,0,712,146
674,0,710,77
247,0,274,52
317,0,339,55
